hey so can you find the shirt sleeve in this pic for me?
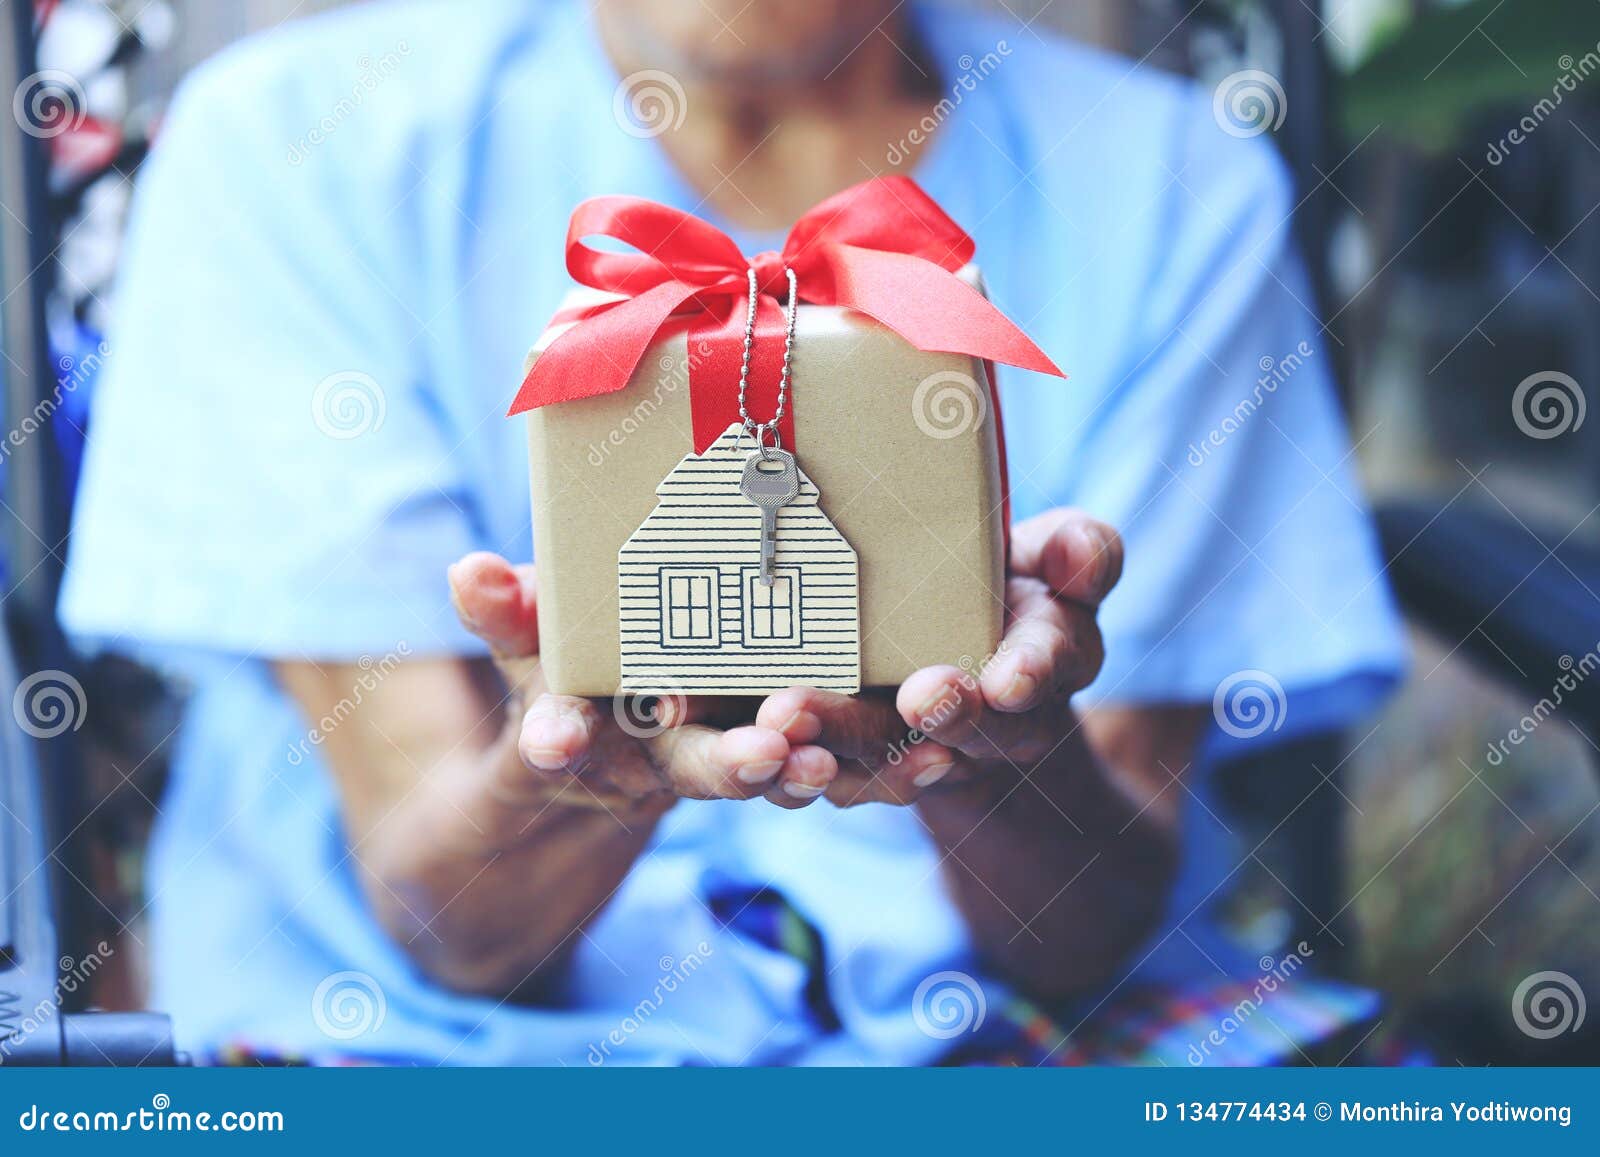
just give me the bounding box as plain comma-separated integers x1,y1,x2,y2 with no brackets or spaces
59,54,486,673
1063,100,1407,742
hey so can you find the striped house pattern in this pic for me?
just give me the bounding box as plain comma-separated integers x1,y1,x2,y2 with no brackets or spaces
619,423,860,695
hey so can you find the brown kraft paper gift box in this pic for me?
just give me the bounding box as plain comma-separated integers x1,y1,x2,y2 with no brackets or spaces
523,273,1008,697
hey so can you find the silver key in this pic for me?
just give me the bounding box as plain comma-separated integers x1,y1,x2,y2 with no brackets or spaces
740,450,800,586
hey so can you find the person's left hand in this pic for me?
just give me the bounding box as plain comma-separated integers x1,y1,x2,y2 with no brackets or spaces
755,507,1122,807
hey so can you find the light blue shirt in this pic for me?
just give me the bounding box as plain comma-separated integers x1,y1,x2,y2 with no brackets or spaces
60,0,1405,1064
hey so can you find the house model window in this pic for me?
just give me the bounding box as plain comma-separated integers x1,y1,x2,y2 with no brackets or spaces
744,567,801,646
661,568,719,646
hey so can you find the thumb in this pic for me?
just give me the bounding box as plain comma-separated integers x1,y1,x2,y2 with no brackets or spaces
1009,509,1123,606
448,552,541,658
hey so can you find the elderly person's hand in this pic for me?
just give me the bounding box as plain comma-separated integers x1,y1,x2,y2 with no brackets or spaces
274,553,837,997
278,516,1181,1000
748,508,1192,998
754,508,1121,807
447,552,839,812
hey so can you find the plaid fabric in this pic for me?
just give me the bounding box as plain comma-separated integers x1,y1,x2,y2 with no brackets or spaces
712,884,1382,1067
946,982,1381,1067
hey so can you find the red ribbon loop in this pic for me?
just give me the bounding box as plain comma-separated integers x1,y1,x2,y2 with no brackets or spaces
509,176,1063,454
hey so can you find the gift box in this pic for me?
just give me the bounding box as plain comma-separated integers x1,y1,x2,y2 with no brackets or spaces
511,178,1061,697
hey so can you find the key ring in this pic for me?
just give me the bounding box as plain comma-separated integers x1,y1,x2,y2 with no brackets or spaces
736,420,784,459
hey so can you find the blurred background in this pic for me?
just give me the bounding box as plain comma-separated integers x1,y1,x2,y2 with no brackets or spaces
4,0,1599,1064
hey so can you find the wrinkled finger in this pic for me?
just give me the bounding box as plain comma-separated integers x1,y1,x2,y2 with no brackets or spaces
896,665,985,745
765,744,839,809
822,764,876,808
466,719,660,843
897,665,1062,764
756,686,905,765
511,695,667,803
448,552,540,657
645,724,790,801
487,694,640,818
986,579,1105,708
822,738,970,808
1010,509,1123,606
516,694,603,774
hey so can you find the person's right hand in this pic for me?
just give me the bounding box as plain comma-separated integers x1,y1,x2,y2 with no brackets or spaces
278,550,839,996
448,552,841,813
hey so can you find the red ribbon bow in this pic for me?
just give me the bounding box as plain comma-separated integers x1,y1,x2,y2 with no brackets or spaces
508,176,1063,454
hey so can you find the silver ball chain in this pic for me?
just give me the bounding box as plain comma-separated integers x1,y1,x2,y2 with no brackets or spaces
737,266,798,453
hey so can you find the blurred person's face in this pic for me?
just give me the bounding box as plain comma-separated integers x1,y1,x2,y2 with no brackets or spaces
597,0,905,86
